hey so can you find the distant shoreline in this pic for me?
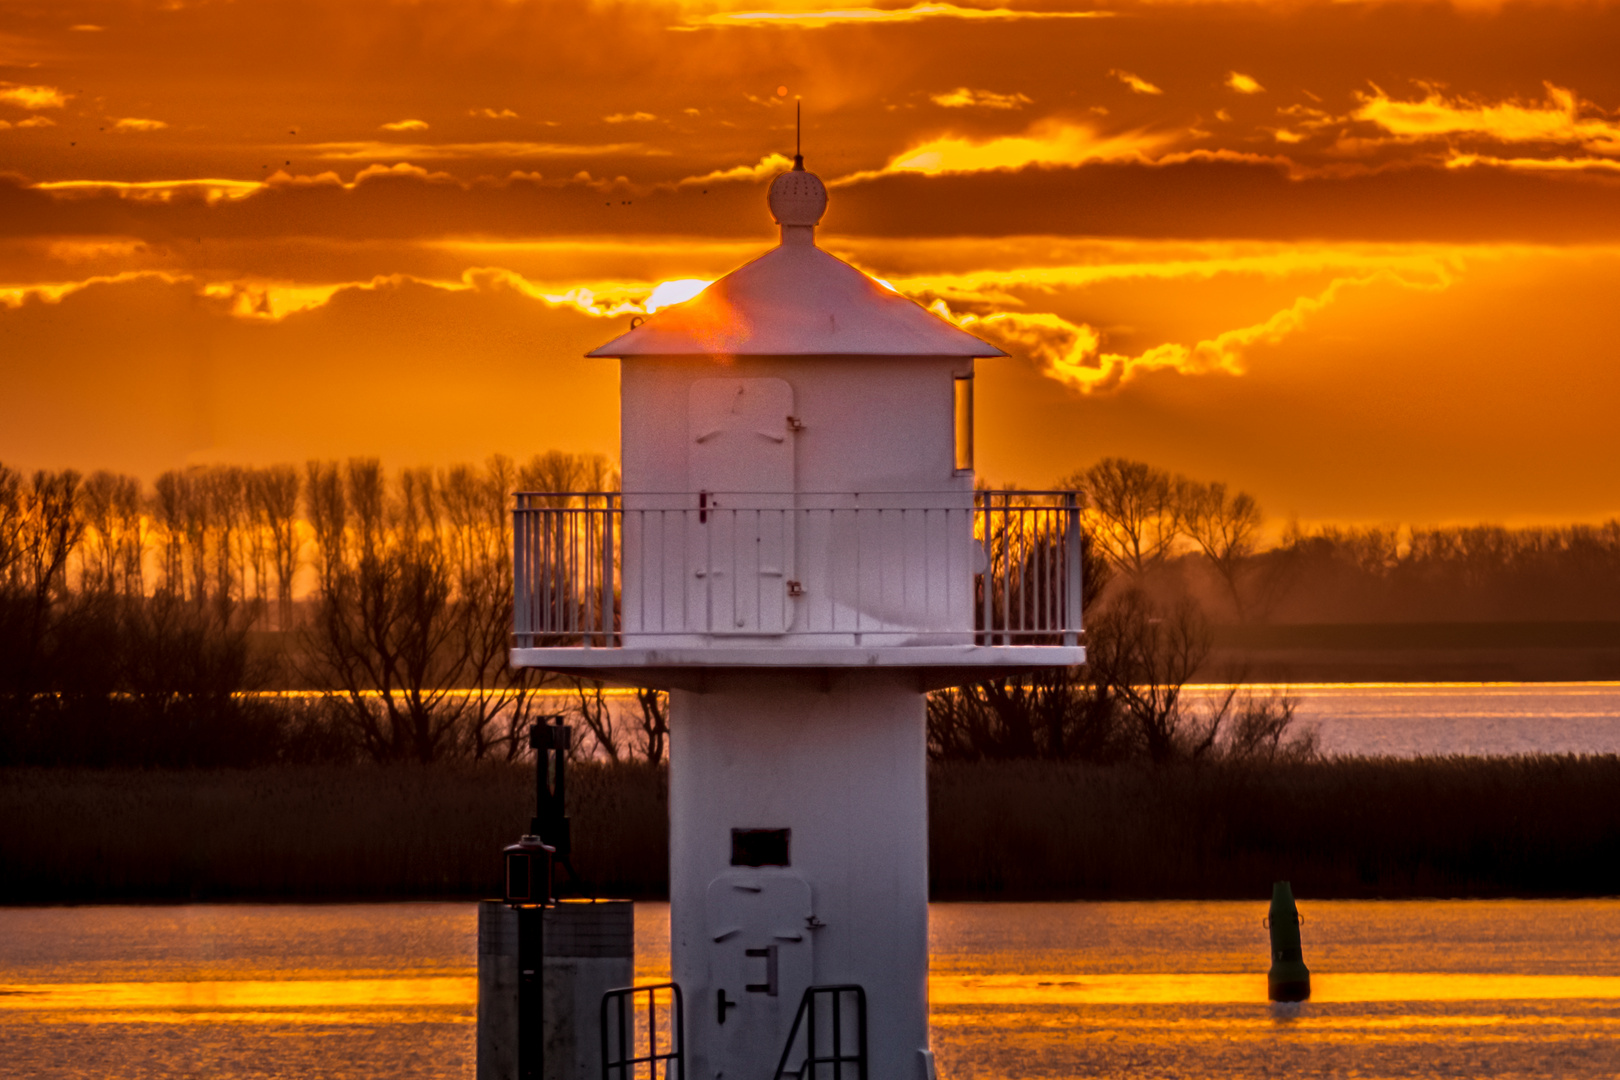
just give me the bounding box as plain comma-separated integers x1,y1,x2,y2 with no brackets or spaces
232,620,1620,690
1200,620,1620,683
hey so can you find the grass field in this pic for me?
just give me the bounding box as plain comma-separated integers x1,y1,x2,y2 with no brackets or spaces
5,756,1619,903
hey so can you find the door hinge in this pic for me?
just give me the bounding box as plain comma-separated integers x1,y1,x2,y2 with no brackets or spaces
786,580,805,598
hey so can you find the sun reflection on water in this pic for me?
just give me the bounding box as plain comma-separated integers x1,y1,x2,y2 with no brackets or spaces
0,977,477,1019
4,901,1620,1078
931,971,1620,1006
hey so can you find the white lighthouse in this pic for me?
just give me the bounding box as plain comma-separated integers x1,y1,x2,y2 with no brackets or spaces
512,154,1085,1080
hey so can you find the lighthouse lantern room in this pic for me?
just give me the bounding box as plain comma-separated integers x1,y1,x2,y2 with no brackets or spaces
512,154,1085,1080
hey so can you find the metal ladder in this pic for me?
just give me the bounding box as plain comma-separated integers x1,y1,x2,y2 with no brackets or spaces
601,982,685,1080
772,985,868,1080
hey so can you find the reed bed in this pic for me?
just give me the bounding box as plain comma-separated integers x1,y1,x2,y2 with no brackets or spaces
5,757,1619,902
0,762,668,903
930,755,1620,899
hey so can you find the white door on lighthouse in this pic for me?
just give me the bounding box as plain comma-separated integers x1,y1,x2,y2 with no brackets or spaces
705,869,815,1076
689,378,795,634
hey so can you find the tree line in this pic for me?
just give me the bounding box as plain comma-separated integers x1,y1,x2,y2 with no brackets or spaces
1061,457,1620,624
0,452,663,768
6,453,1615,769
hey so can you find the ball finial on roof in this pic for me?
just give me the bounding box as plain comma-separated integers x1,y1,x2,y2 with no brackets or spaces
768,159,827,228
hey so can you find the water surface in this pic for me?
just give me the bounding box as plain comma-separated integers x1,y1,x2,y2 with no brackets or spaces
5,901,1620,1078
1241,681,1620,757
929,900,1620,1079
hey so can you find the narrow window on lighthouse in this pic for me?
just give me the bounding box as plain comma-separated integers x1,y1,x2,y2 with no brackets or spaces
954,374,975,474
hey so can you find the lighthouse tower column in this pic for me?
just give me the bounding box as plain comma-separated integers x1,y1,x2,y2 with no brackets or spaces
669,670,930,1080
511,145,1084,1080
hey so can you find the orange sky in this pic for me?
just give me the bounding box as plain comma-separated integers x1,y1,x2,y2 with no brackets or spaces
4,0,1620,525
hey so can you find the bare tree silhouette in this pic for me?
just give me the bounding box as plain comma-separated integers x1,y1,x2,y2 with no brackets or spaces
568,678,623,762
204,466,248,612
78,471,147,599
440,455,554,761
1179,480,1263,619
19,469,84,638
303,457,566,763
151,468,216,603
1085,588,1220,763
518,450,618,503
1064,458,1182,580
633,688,669,764
257,465,302,631
0,464,23,588
0,469,85,721
303,459,462,762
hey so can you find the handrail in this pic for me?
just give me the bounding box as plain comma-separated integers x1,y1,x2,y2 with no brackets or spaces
515,490,1085,497
772,984,867,1080
513,490,1084,648
601,982,684,1080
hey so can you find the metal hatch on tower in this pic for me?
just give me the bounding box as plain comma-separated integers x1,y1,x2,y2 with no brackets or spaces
705,868,815,1074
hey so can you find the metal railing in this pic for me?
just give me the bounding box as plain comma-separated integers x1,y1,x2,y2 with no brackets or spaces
601,982,684,1080
772,984,867,1080
513,491,1082,648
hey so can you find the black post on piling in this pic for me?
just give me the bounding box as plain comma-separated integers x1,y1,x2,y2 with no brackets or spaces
503,830,554,1080
531,715,572,861
503,713,567,1080
518,903,545,1080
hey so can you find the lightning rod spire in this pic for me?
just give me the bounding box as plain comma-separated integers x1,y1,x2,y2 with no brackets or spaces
793,100,804,171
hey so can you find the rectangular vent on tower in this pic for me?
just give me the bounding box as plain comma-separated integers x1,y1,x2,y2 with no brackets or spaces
731,828,791,867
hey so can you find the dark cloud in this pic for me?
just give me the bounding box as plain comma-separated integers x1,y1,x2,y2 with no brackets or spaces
830,159,1620,243
7,156,1620,246
0,170,778,243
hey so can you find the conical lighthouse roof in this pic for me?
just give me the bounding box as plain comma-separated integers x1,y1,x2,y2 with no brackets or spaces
587,163,1006,358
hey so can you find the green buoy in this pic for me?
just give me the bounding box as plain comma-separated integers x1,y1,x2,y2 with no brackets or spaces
1267,880,1311,1002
